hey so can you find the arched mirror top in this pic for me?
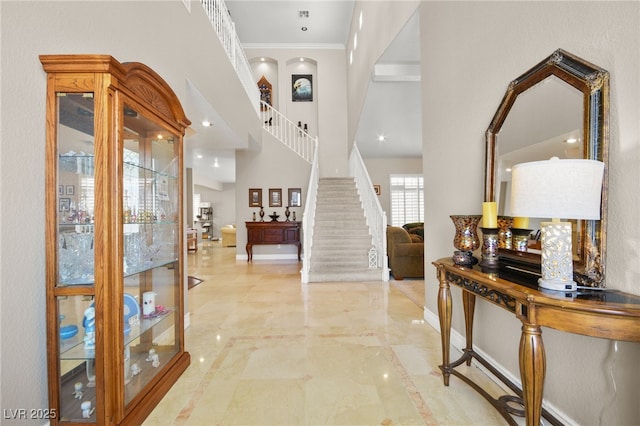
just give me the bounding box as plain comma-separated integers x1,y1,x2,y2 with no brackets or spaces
484,49,609,287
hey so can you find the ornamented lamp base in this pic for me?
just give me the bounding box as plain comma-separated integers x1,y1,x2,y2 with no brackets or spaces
539,221,576,292
538,278,577,292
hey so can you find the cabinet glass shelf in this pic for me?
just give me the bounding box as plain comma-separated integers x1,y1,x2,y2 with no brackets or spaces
60,308,176,360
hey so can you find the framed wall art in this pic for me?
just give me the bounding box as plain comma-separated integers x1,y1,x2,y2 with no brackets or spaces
288,188,302,207
59,198,70,211
373,185,381,196
249,188,262,207
292,74,313,102
269,188,282,207
65,185,75,195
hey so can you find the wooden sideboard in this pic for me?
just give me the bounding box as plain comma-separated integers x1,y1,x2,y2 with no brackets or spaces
245,221,301,261
432,257,640,426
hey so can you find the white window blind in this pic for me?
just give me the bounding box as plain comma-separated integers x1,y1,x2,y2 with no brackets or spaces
390,174,424,227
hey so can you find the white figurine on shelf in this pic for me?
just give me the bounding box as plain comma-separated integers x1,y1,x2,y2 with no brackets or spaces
131,363,141,376
146,348,156,362
81,401,94,419
73,382,83,399
82,306,96,350
151,353,160,368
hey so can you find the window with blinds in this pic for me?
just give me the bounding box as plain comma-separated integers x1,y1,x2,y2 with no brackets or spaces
390,174,424,227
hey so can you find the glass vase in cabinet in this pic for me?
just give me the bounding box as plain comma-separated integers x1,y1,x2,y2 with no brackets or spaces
41,54,191,425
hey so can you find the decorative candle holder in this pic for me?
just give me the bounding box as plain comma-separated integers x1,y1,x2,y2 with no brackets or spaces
511,228,532,252
450,215,482,266
479,227,499,269
497,216,513,249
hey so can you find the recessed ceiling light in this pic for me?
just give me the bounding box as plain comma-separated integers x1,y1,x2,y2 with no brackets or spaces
299,57,304,62
378,135,386,142
301,27,307,32
506,167,512,172
157,134,163,139
202,121,212,127
565,137,578,144
197,154,203,159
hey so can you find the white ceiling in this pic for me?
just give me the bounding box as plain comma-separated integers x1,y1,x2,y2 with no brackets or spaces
186,1,421,185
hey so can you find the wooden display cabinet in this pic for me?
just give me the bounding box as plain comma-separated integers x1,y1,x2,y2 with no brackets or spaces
41,55,191,425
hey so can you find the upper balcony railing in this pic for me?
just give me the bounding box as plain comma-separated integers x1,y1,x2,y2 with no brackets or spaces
201,0,260,114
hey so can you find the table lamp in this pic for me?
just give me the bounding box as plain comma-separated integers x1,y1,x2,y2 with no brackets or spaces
510,157,604,291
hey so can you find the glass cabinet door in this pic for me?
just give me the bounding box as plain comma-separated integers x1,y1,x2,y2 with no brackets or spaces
55,92,97,422
121,104,181,406
57,93,96,286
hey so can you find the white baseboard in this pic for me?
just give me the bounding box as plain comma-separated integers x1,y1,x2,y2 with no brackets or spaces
423,307,576,426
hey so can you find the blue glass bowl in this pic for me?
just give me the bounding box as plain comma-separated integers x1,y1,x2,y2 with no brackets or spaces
60,325,78,339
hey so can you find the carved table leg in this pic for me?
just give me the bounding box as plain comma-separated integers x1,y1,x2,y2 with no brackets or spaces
436,266,452,386
519,323,545,426
246,244,252,262
462,290,476,366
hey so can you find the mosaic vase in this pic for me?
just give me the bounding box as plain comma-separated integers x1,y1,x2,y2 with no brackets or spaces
450,215,482,266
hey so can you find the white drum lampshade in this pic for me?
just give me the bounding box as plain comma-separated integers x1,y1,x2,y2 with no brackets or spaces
510,157,604,291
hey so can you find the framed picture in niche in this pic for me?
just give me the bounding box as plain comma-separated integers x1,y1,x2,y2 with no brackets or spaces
59,198,70,211
288,188,302,207
58,185,64,196
249,188,262,207
65,185,75,195
292,74,313,102
269,188,282,207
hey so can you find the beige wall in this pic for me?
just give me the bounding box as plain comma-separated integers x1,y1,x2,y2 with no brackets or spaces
346,0,420,145
420,1,640,424
246,47,350,178
363,157,422,222
235,131,312,259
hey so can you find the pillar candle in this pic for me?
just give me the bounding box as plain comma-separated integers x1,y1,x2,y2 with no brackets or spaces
482,202,497,228
513,216,530,229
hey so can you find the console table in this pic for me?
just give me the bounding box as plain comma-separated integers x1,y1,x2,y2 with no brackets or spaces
246,221,301,261
432,257,640,426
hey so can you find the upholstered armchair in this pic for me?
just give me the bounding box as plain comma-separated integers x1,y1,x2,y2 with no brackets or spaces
386,226,424,280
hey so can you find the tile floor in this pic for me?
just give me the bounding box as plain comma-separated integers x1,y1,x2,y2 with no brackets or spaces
143,240,508,425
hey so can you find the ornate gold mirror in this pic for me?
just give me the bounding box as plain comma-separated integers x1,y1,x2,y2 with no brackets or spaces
485,49,609,287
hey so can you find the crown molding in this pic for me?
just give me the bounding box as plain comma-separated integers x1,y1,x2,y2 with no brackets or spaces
242,43,345,50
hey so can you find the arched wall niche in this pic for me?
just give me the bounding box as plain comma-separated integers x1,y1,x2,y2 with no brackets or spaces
285,57,318,137
250,57,278,109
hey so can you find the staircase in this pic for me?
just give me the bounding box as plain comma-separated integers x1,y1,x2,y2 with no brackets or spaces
307,178,382,282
